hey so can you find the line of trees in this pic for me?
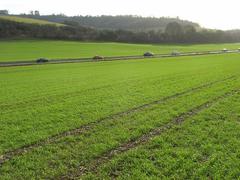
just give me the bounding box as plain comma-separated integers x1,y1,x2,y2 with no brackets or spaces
1,19,240,43
0,10,9,15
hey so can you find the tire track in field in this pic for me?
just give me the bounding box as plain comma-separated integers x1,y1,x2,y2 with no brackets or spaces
61,88,240,179
0,75,236,166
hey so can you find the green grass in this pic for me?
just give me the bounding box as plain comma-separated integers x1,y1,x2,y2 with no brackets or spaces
0,15,64,27
1,53,240,178
0,40,240,62
88,93,240,179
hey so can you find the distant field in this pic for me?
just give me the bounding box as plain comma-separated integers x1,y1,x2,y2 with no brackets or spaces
0,40,240,62
0,15,64,26
1,54,240,178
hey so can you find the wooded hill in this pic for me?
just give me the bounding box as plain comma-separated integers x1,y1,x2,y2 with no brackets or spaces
1,14,240,44
19,15,200,32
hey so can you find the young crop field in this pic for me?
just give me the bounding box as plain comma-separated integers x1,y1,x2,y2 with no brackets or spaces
1,40,240,62
0,15,64,26
0,53,240,179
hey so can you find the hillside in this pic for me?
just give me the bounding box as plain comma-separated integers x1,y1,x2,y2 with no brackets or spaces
0,15,64,26
1,14,240,44
19,15,200,32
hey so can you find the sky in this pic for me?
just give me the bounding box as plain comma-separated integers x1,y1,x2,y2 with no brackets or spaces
1,0,239,30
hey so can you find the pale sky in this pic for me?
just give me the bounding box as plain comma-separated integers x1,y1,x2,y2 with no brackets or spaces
1,0,239,30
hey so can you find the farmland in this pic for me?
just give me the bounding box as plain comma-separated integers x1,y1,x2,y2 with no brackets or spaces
0,15,64,26
1,40,240,62
1,52,240,179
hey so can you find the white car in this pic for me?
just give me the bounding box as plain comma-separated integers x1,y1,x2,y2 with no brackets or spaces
222,48,228,52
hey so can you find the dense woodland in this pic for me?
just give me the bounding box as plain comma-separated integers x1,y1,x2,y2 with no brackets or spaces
1,14,240,43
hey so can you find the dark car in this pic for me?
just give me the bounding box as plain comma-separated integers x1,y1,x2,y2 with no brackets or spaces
93,55,104,60
36,58,49,63
143,52,154,57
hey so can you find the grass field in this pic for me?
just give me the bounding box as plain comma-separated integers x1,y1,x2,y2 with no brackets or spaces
1,40,240,62
1,53,240,179
0,15,63,26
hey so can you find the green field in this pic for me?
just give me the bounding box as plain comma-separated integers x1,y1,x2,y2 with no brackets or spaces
1,40,240,62
0,15,63,26
1,53,240,179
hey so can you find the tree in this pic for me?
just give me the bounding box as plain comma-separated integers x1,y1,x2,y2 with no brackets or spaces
183,25,196,34
34,11,40,16
165,22,184,36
